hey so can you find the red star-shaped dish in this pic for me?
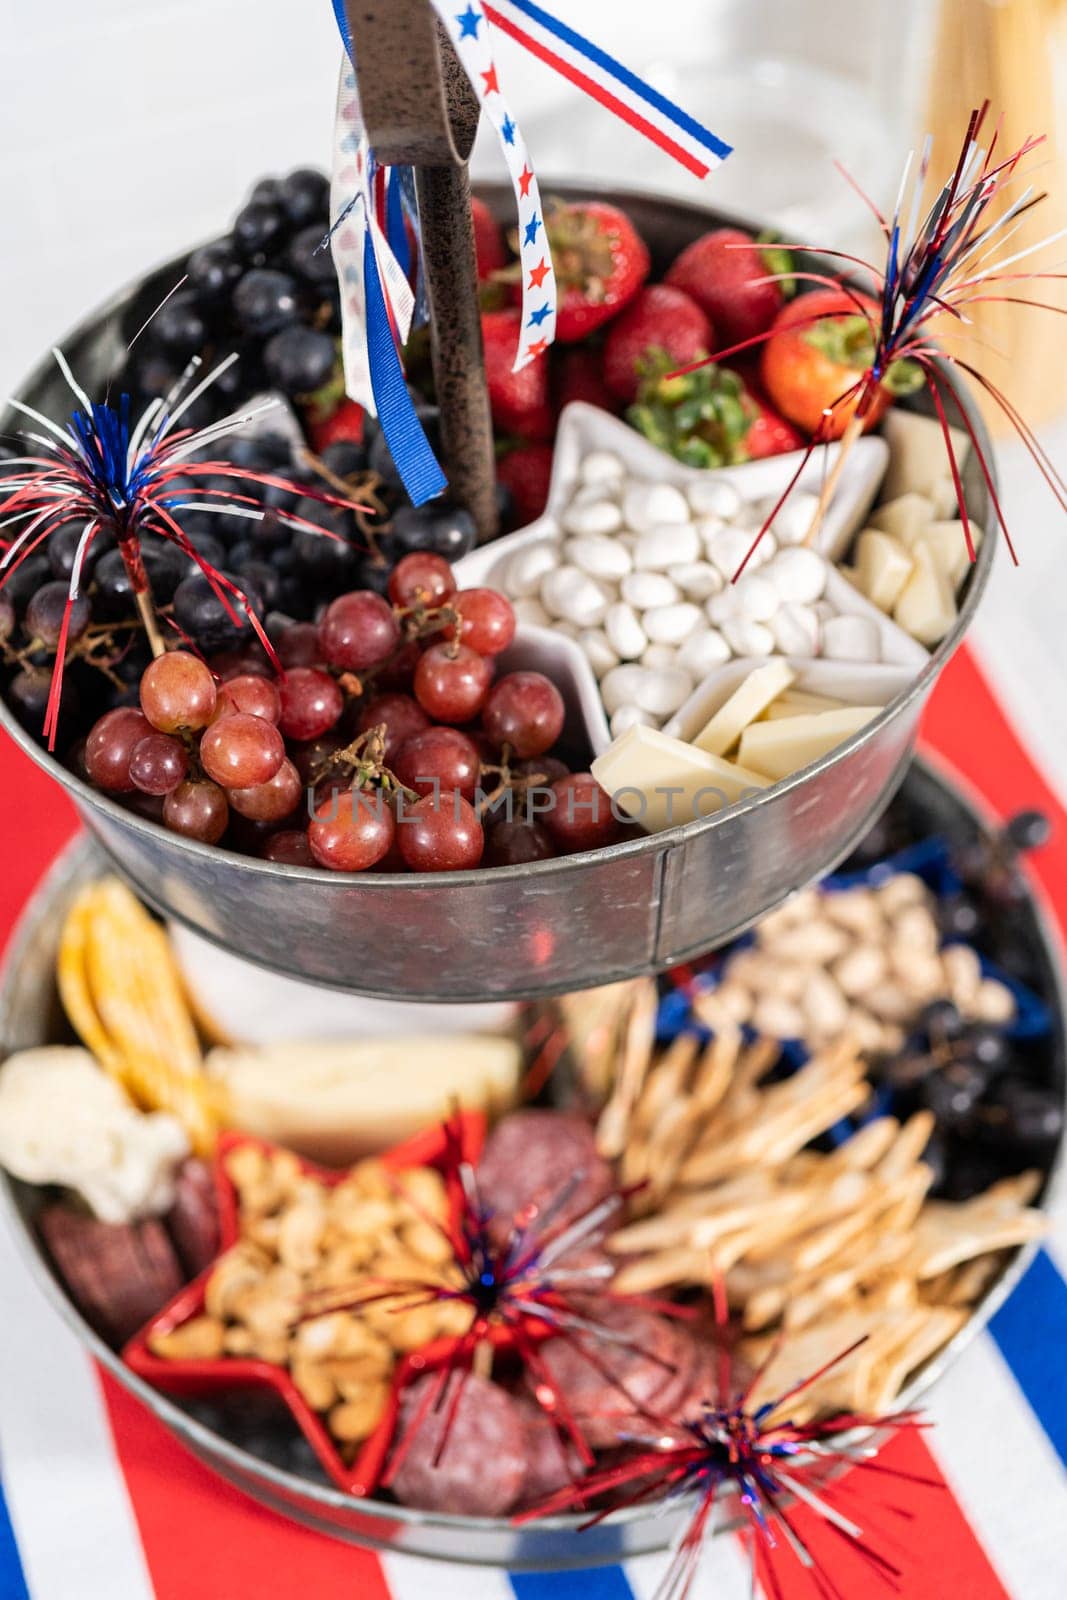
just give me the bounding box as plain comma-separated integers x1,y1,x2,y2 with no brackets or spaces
123,1117,485,1497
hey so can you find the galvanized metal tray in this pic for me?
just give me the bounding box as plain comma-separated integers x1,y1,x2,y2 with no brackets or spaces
0,756,1061,1566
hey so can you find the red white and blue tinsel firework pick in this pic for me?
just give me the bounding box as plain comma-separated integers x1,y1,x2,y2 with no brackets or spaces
428,0,558,369
517,1286,936,1600
301,1116,689,1474
484,0,733,180
676,103,1067,577
0,352,358,747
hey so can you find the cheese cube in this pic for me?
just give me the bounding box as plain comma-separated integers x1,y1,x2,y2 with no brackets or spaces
868,493,935,545
854,528,914,612
591,724,769,832
692,660,795,756
892,542,957,647
881,409,970,502
738,706,881,781
916,520,983,591
761,688,845,720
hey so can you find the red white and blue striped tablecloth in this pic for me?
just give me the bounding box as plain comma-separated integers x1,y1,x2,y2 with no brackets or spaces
1,644,1065,1600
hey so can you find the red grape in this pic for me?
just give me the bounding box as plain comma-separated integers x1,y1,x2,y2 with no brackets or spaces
140,651,217,733
413,643,492,723
450,588,516,656
513,755,570,787
213,674,281,725
85,707,153,792
319,590,400,670
481,671,565,758
163,780,229,843
129,733,189,796
356,692,430,764
227,758,302,822
484,817,556,867
261,829,315,866
274,622,322,668
308,786,396,871
278,667,343,740
288,731,344,784
397,792,484,871
388,552,456,609
200,712,285,787
395,727,481,801
26,583,91,647
544,773,621,852
376,639,422,690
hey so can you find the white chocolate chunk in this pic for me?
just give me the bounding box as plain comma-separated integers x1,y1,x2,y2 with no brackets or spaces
605,602,648,661
770,602,820,657
578,627,619,676
621,571,680,610
916,521,982,591
821,613,881,663
868,492,935,545
738,706,881,780
506,542,557,598
764,546,827,605
561,498,623,538
580,449,626,486
880,408,969,503
693,660,796,757
540,565,610,626
643,602,703,644
633,523,701,569
677,627,731,678
762,688,844,719
592,724,769,832
622,481,691,533
564,533,632,579
853,529,914,612
686,477,742,519
892,543,957,647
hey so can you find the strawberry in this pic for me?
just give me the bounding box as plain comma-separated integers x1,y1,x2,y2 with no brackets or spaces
760,288,920,438
544,202,650,342
307,396,366,455
555,345,618,413
744,395,804,458
627,354,750,469
497,443,554,525
481,309,555,443
603,286,713,404
472,197,507,281
665,228,793,348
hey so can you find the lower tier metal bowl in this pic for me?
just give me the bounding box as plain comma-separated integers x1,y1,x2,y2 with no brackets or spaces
0,188,995,999
0,757,1062,1565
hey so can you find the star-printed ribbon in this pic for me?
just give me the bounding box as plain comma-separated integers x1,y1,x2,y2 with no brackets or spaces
428,0,557,369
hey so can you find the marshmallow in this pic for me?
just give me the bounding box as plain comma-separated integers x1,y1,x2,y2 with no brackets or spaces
668,561,723,601
686,477,743,519
733,574,779,623
770,602,820,657
540,565,610,626
506,542,557,598
580,449,626,486
721,619,775,657
621,570,680,610
821,613,881,662
605,601,649,662
633,522,701,569
564,533,633,580
577,628,619,676
765,546,827,605
643,602,703,645
561,498,624,537
622,481,691,533
677,627,731,678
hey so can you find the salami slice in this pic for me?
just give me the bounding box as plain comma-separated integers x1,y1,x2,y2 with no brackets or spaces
512,1397,587,1508
388,1372,527,1516
166,1158,220,1276
530,1305,692,1449
476,1111,614,1245
39,1205,183,1347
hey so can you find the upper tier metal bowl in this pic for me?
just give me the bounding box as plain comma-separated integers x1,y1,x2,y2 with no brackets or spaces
0,188,995,1000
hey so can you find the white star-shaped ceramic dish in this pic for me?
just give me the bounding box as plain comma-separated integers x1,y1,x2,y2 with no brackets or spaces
455,404,929,759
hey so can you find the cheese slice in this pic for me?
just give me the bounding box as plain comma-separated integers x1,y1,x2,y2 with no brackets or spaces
854,528,914,613
761,688,846,720
692,660,796,756
592,723,769,833
868,493,934,545
207,1035,521,1164
892,542,957,647
738,706,881,781
915,520,982,591
881,408,970,503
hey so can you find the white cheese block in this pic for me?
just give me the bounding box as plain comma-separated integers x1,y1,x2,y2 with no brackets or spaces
591,723,769,833
892,542,958,647
880,408,969,503
738,706,881,781
692,660,795,756
207,1035,522,1165
868,492,934,545
915,520,983,591
761,688,846,720
853,529,914,613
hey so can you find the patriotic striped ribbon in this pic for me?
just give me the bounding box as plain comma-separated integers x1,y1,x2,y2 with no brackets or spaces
428,0,557,370
483,0,733,180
